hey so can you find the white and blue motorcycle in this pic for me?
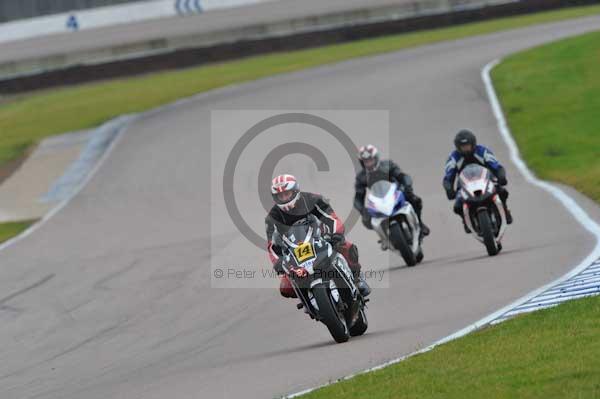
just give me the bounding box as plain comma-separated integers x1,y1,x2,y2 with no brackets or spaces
366,181,424,266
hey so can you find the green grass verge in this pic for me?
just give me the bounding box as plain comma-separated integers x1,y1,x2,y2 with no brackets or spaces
493,30,600,202
302,295,600,399
0,220,35,243
0,5,599,167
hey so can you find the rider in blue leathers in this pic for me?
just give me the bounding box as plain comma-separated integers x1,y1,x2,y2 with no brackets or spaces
443,130,513,233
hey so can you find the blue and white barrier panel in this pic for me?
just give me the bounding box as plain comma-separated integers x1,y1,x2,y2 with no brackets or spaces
495,257,600,322
0,0,275,44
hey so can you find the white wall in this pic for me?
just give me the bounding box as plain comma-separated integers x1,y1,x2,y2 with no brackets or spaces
0,0,274,44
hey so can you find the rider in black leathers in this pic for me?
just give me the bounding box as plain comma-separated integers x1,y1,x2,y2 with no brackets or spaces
353,145,430,238
266,174,371,298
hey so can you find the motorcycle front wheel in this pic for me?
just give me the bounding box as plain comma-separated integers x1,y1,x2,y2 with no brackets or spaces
349,307,368,337
313,282,350,343
389,222,417,266
478,211,499,256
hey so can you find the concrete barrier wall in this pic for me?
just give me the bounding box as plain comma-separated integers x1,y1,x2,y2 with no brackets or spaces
0,0,274,44
0,0,518,79
0,0,597,93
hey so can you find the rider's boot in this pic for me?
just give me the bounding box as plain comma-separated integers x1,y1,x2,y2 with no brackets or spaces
378,239,388,251
416,209,430,237
356,277,371,297
420,221,430,237
462,219,472,234
353,272,371,297
504,206,513,225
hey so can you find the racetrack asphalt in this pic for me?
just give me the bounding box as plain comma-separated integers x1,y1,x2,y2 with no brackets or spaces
0,15,599,399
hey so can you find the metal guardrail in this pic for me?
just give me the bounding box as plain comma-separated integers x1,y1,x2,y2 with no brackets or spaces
0,0,138,23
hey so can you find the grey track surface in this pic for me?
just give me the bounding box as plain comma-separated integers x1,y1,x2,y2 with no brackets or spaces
0,0,414,64
0,16,599,399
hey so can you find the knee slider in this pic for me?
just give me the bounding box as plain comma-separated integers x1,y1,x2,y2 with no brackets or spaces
453,202,463,215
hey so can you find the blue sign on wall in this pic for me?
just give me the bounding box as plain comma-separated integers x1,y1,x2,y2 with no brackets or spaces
175,0,203,15
66,14,80,31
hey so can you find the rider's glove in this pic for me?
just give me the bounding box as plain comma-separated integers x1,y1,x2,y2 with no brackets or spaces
273,258,284,275
328,233,346,249
445,188,456,200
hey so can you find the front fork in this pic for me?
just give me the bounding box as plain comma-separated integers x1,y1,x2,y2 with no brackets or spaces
493,194,508,242
463,194,507,242
463,203,475,234
372,218,391,248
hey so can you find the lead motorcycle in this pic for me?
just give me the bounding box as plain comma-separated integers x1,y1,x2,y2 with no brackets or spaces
277,215,368,343
458,164,508,256
366,180,424,266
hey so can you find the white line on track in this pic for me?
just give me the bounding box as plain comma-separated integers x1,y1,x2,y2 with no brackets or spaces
0,115,133,253
284,59,600,398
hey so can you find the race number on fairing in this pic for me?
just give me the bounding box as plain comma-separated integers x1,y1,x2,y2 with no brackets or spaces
294,242,315,263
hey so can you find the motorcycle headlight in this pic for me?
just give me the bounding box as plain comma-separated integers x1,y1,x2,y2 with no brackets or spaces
304,261,315,275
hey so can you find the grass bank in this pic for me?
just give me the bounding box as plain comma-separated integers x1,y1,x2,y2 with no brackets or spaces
301,295,600,398
493,30,600,202
0,220,35,244
1,4,600,168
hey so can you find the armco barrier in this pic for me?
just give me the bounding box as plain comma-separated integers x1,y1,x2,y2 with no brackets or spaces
0,0,598,94
0,0,141,24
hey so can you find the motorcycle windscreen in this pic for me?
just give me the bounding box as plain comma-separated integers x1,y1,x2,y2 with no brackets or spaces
284,223,311,245
369,180,397,198
459,164,490,183
367,181,400,217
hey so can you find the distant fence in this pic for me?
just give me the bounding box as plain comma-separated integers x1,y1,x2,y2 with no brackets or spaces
0,0,140,23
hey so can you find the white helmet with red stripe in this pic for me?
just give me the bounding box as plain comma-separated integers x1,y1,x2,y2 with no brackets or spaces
358,144,380,172
271,174,301,211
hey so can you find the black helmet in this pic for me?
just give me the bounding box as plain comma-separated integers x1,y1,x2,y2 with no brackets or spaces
454,130,477,155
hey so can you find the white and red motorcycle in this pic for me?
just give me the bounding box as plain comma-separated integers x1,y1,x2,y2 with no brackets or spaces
458,164,508,256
